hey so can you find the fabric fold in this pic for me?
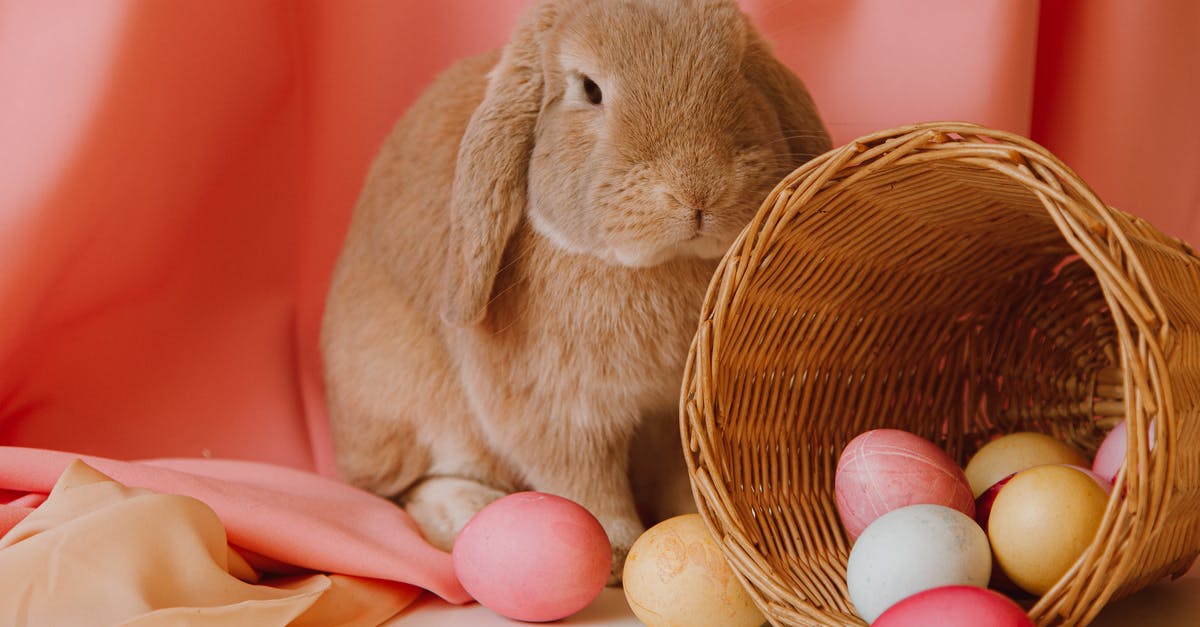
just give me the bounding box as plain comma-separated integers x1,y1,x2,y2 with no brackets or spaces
0,459,421,626
0,448,470,610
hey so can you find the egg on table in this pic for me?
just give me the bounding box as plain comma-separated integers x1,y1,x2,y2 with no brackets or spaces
622,514,764,627
452,491,611,622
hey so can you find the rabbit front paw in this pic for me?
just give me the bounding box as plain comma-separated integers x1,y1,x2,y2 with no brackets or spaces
603,516,645,586
402,476,505,551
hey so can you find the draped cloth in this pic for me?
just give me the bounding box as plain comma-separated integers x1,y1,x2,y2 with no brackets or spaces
1,459,415,626
0,449,470,624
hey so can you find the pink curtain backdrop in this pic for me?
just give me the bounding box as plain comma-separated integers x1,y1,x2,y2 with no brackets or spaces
1,0,1197,476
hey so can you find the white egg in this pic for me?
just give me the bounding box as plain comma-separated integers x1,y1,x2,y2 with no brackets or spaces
846,504,992,623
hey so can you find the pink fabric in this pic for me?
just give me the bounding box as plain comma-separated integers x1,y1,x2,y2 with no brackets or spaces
2,0,1197,473
0,446,469,603
0,0,1197,612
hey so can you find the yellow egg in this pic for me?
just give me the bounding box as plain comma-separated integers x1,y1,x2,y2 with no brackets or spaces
622,514,765,627
987,464,1109,595
964,432,1090,497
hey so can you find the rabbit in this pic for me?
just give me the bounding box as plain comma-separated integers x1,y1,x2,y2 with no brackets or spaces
320,0,830,583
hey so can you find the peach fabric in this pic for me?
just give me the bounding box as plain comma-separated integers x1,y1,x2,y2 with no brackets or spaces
0,0,1197,622
0,459,420,625
0,447,469,603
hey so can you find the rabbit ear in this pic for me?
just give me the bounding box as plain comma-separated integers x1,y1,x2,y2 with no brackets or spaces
443,2,558,326
744,29,832,162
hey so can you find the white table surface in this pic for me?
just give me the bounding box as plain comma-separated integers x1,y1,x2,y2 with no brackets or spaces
388,558,1200,626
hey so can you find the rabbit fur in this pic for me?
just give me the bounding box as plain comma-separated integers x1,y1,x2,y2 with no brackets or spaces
321,0,830,582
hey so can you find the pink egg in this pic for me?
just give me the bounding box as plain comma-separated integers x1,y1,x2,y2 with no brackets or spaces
1092,420,1126,483
872,585,1033,626
1093,419,1157,485
452,492,610,622
835,429,975,540
1065,464,1113,494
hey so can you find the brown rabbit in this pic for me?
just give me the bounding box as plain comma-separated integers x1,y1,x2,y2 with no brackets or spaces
321,0,829,581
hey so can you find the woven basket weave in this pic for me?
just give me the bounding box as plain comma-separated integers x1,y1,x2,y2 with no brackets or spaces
680,122,1200,626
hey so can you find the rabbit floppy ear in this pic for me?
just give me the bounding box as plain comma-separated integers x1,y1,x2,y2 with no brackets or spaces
443,2,558,326
743,28,832,163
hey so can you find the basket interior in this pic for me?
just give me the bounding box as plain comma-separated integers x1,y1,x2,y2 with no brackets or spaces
709,158,1122,618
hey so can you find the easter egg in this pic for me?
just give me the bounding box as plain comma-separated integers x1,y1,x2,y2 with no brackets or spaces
973,474,1016,531
977,466,1110,533
987,465,1108,596
976,465,1109,592
973,473,1022,590
872,585,1034,627
1091,419,1127,483
835,429,975,540
452,492,610,622
964,432,1089,497
846,504,991,623
1065,465,1113,494
622,514,764,627
1093,419,1155,485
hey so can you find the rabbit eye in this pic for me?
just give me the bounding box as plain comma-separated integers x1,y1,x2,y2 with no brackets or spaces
581,75,603,105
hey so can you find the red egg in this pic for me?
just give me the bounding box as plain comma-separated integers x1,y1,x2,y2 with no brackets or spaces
872,585,1033,627
835,429,975,540
973,474,1020,591
974,473,1016,530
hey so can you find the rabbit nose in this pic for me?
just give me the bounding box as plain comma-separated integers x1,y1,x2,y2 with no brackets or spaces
667,191,709,231
687,202,714,234
672,190,705,233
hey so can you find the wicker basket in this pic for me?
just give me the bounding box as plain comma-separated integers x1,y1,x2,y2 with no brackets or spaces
680,122,1200,626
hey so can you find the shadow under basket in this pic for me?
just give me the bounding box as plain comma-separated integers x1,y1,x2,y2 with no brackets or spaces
681,122,1200,626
